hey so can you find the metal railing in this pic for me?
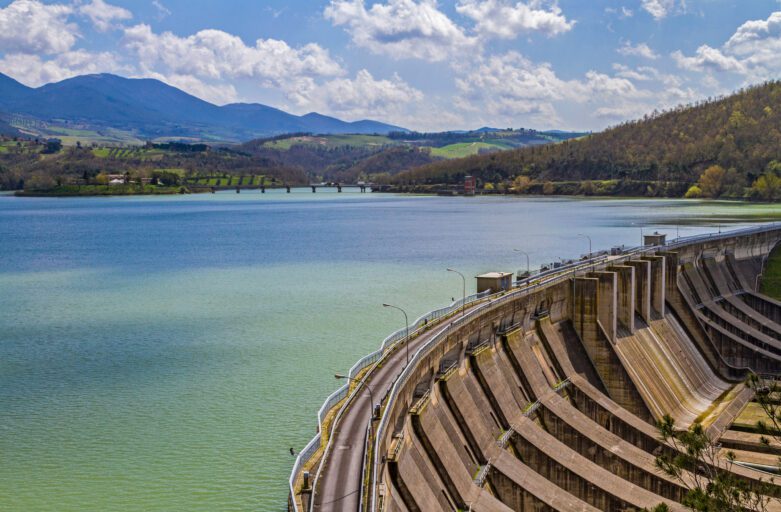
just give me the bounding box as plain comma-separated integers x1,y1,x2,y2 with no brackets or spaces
288,289,491,511
368,223,781,511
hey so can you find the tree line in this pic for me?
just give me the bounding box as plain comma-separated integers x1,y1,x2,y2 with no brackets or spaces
393,80,781,200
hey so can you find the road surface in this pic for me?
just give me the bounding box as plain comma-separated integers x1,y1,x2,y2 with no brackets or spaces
311,305,481,511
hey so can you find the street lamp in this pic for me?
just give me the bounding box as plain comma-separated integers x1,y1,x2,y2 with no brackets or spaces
446,268,466,316
382,303,410,365
577,233,592,258
514,249,530,279
335,373,377,419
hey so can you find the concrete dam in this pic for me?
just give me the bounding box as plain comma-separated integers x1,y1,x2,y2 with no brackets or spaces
289,225,781,512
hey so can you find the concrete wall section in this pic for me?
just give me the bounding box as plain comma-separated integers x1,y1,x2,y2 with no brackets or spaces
608,265,636,333
572,277,599,345
626,260,652,323
641,255,666,317
588,271,618,343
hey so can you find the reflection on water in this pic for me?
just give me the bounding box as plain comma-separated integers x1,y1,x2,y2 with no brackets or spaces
1,192,780,511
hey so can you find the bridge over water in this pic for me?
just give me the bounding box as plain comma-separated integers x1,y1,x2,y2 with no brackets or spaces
290,224,781,512
189,183,374,193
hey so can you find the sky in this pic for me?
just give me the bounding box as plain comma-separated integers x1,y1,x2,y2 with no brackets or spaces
0,0,780,132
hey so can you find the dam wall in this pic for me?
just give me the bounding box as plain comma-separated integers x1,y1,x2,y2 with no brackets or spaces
368,226,781,512
291,224,781,512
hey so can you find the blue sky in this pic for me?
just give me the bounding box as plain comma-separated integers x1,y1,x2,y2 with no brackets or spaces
0,0,780,131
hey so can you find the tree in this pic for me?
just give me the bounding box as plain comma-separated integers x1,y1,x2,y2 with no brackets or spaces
685,185,703,198
654,414,775,512
580,180,595,195
751,173,781,201
512,175,532,193
746,374,781,449
698,165,727,198
41,138,62,154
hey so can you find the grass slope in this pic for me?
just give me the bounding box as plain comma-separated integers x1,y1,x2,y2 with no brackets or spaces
760,243,781,299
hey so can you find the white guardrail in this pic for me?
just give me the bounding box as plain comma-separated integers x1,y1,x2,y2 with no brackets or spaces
368,222,781,511
288,289,491,511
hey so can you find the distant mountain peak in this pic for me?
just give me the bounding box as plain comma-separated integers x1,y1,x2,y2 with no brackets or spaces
0,72,406,142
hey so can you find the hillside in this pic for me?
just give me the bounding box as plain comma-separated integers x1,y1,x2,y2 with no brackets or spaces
238,129,585,183
0,140,308,192
395,81,781,197
0,73,404,143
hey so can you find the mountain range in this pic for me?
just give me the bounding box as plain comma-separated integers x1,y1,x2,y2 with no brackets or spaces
0,73,405,142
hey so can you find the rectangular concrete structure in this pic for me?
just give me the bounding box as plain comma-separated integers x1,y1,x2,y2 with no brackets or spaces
588,271,618,344
572,277,599,346
607,265,636,333
626,260,652,323
657,251,679,298
641,255,666,317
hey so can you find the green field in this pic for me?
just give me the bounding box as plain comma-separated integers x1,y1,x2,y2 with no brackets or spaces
760,244,781,299
16,184,185,196
186,175,267,187
10,122,145,146
263,134,393,150
428,142,506,159
91,147,173,161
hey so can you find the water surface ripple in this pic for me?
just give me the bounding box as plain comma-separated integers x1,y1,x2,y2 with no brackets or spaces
1,191,780,510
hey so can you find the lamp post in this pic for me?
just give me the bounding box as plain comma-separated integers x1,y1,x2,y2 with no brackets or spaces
577,233,592,258
447,268,466,316
514,249,530,279
335,373,377,419
382,303,409,365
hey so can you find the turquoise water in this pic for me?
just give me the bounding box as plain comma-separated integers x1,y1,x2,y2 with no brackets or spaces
2,190,781,511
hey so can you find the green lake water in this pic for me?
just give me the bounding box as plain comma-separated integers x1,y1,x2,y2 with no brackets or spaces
1,190,780,510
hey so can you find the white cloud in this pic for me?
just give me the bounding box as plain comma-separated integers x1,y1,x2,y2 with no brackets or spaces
151,0,170,20
641,0,686,20
325,0,477,62
606,6,633,18
671,11,781,84
455,52,565,122
671,45,745,73
122,24,344,89
455,0,574,39
0,50,126,86
80,0,131,32
298,69,423,120
617,41,658,59
450,50,697,127
0,0,78,54
722,11,781,80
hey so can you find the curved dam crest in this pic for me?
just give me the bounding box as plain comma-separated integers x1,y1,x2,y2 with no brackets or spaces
292,225,781,512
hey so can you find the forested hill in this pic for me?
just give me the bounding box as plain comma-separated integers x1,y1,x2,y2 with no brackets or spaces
395,81,781,188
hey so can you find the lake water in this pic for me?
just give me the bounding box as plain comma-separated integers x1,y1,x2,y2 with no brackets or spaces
2,190,781,511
